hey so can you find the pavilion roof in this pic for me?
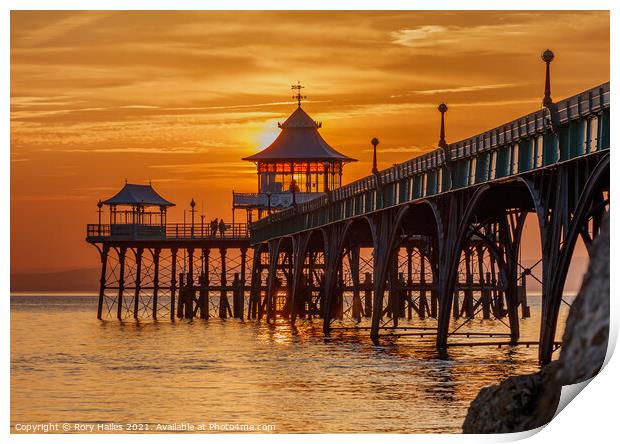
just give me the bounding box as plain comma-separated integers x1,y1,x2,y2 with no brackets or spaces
102,183,175,207
243,106,356,163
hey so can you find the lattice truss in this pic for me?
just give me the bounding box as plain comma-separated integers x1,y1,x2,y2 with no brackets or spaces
370,244,439,329
298,249,327,319
248,249,271,319
99,247,251,320
446,219,527,339
337,247,374,322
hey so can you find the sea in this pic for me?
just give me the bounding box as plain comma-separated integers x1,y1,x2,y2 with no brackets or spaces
10,292,572,433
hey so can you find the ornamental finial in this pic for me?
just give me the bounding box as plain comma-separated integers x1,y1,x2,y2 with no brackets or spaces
291,81,306,107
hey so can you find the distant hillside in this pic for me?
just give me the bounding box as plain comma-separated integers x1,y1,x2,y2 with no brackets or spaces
11,268,100,292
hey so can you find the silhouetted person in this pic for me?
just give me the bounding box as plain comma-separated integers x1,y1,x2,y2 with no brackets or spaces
218,218,226,237
210,218,217,237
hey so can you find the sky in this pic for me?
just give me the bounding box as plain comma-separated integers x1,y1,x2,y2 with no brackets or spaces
10,10,609,274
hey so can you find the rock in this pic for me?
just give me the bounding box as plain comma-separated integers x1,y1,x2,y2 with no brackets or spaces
462,363,559,433
463,213,609,433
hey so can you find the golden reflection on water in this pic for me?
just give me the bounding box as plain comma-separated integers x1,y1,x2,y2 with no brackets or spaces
11,295,567,433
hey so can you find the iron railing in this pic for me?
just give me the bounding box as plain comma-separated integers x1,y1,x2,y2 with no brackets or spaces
86,222,249,241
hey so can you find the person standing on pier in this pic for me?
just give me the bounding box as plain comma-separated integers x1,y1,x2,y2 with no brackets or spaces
218,218,226,238
210,218,218,237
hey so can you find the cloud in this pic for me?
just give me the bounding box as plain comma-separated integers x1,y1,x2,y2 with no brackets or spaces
38,146,211,154
391,24,526,51
320,97,538,122
14,12,113,47
391,83,516,98
362,145,428,154
148,162,256,175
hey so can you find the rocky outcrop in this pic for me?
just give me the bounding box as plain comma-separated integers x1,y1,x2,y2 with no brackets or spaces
462,363,559,433
463,213,610,433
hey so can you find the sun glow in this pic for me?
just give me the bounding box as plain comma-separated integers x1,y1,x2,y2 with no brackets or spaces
252,120,282,151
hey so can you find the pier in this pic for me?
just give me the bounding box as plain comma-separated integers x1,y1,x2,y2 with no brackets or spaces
87,52,610,364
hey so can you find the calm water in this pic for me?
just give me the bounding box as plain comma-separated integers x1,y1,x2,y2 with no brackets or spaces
11,294,570,433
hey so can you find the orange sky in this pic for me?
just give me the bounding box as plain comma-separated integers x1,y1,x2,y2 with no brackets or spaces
10,10,609,273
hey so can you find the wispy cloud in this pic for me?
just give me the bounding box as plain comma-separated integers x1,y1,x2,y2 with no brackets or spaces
148,162,256,175
362,145,428,154
391,24,526,51
38,146,212,154
15,12,113,47
391,83,515,98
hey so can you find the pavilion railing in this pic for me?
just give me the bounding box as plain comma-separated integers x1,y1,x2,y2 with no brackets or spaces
86,222,249,241
233,191,321,209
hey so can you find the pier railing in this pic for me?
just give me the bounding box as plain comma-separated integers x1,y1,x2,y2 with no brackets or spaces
86,222,249,242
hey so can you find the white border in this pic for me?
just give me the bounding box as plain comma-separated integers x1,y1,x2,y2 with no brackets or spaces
3,1,617,443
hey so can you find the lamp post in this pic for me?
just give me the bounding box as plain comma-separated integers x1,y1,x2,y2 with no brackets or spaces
190,198,196,238
438,103,448,148
541,49,554,108
323,161,330,193
438,103,452,190
290,178,297,205
266,191,272,216
371,137,379,174
97,199,103,236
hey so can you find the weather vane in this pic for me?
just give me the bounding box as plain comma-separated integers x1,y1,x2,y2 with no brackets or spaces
291,81,306,107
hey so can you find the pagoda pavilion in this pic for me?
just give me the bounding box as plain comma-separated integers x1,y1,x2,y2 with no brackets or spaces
96,182,175,239
233,84,356,222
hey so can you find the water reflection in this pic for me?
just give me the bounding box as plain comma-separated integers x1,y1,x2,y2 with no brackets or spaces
11,295,546,433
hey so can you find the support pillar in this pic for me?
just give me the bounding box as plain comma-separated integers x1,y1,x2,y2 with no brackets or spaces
482,272,492,320
249,249,263,320
152,248,160,319
185,248,194,319
350,246,362,322
232,272,243,318
406,246,414,320
177,273,185,318
133,247,143,319
463,248,474,319
219,248,231,319
199,248,210,319
475,246,490,320
239,247,248,319
519,271,531,318
170,248,177,321
363,272,372,317
419,251,428,319
116,247,127,320
97,245,109,320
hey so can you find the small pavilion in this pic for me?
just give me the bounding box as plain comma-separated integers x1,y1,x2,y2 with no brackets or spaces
233,83,356,221
99,183,175,237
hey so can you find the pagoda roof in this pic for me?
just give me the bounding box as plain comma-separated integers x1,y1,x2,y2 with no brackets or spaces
243,106,356,163
102,183,175,207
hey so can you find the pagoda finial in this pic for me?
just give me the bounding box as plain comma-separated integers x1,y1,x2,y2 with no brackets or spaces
291,81,306,107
